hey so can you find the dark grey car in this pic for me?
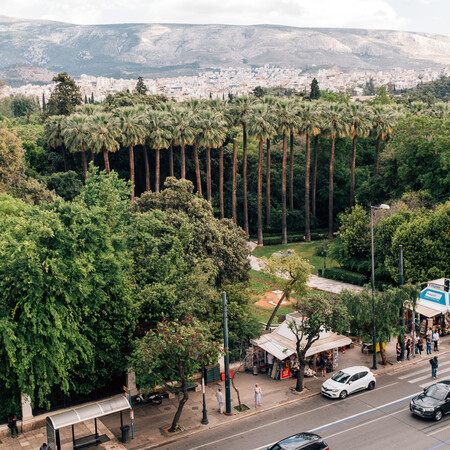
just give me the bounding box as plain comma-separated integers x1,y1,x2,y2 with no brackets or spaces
267,432,329,450
410,381,450,421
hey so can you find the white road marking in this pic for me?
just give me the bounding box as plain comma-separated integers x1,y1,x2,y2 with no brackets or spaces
398,360,450,379
408,367,450,384
429,423,450,436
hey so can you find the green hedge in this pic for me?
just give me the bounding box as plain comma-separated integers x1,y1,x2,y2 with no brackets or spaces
257,233,327,246
323,267,367,286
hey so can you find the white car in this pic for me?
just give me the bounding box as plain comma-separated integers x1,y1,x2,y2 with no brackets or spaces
321,366,376,399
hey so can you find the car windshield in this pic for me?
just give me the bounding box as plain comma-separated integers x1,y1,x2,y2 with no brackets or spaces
331,371,350,383
270,434,313,450
424,385,447,401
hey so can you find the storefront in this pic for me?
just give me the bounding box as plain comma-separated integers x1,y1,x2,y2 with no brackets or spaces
250,313,351,380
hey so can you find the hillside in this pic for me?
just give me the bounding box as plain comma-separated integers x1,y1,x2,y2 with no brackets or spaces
1,15,449,85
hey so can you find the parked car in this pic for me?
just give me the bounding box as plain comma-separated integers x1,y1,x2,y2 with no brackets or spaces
321,366,376,399
267,432,328,450
410,381,450,421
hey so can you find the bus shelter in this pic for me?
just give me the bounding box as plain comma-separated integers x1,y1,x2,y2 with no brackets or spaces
46,395,131,449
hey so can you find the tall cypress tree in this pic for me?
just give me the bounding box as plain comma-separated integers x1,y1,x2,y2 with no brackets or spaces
135,76,148,95
310,78,321,100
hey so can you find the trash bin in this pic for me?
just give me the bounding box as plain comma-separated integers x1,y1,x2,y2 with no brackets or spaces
121,425,130,443
318,269,323,277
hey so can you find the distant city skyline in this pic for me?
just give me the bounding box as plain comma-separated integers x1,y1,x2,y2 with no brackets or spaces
2,0,449,36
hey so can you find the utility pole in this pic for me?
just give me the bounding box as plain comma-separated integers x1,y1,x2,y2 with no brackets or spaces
399,245,405,360
222,292,232,415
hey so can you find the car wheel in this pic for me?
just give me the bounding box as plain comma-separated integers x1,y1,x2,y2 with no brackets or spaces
434,409,443,422
368,381,375,390
339,390,348,399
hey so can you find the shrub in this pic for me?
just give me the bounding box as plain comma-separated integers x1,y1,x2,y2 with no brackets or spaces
323,267,367,286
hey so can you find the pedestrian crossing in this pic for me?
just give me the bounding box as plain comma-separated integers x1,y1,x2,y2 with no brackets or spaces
397,354,450,388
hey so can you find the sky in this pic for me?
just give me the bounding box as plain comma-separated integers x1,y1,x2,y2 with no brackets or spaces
1,0,449,36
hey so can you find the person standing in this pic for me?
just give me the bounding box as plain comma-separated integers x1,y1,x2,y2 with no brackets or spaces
216,387,224,414
7,413,19,438
396,340,402,363
433,330,440,352
267,353,274,376
254,383,262,408
430,356,438,378
40,444,50,450
426,333,432,355
418,336,424,356
406,338,411,361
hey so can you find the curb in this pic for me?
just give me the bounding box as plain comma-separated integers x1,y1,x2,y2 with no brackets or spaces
390,349,450,373
138,389,321,449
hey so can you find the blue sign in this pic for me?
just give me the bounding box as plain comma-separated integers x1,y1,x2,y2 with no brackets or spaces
420,288,447,306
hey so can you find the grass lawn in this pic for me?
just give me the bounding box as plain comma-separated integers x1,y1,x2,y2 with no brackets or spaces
252,239,339,274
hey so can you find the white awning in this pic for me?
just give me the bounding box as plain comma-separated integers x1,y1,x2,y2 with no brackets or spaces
413,304,444,318
46,395,130,430
251,334,295,361
305,335,352,357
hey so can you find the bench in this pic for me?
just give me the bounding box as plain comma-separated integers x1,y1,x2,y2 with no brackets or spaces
73,434,101,449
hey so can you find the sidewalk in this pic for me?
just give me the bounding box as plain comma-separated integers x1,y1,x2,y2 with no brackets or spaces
5,335,448,450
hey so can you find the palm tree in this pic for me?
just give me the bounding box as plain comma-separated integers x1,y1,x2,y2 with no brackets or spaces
276,99,299,244
116,107,146,200
321,103,347,239
233,96,255,235
45,115,68,171
89,113,120,174
146,110,172,193
298,103,321,241
372,105,396,176
197,109,227,205
171,107,195,179
62,114,90,180
158,102,176,177
311,133,320,219
289,100,302,211
263,96,276,227
187,99,203,195
248,104,276,246
232,138,238,224
74,104,99,163
348,103,371,205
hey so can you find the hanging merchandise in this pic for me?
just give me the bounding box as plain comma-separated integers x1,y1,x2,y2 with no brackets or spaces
332,348,338,371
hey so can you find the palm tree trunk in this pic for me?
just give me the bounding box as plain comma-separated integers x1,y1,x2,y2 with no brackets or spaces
144,146,151,191
257,139,264,246
219,146,224,218
328,136,336,239
243,123,249,236
61,146,69,172
350,136,357,206
375,137,381,176
81,147,88,181
282,133,288,245
129,144,135,201
194,143,202,195
206,147,211,203
169,143,174,177
91,150,95,165
289,131,294,211
181,145,186,179
155,148,160,193
312,135,319,218
305,134,311,242
266,138,271,228
232,138,237,224
102,148,110,174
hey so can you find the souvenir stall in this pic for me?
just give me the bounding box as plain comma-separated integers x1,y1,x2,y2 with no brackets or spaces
250,313,351,380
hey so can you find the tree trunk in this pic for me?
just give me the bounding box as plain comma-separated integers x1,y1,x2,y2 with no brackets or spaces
242,123,249,236
296,354,306,392
265,287,290,330
282,133,288,245
289,131,294,211
169,374,189,432
257,139,263,247
375,137,381,176
129,144,135,201
103,148,110,174
155,148,160,193
194,143,202,195
231,371,243,409
379,340,387,365
206,147,211,203
328,136,335,239
81,147,88,181
169,143,174,177
181,144,186,179
219,146,224,219
232,138,237,224
61,146,69,172
266,138,271,228
144,146,151,191
311,135,319,218
350,136,357,206
91,150,95,165
304,134,311,242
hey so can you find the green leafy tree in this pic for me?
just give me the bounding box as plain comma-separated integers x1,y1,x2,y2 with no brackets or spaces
252,86,265,98
129,315,220,432
10,94,39,120
0,124,25,192
309,78,321,100
135,76,148,95
289,294,348,391
46,72,82,116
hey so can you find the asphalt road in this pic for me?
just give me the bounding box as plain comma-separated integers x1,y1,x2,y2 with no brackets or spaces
156,353,450,450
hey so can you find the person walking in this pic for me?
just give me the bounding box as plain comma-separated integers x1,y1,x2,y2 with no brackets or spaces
7,413,19,438
426,333,432,355
433,330,440,352
418,336,424,356
40,444,50,450
396,340,402,363
430,356,438,378
254,383,262,408
216,387,224,413
414,334,419,355
406,338,411,361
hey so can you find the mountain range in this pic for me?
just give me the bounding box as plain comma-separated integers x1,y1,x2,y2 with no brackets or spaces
1,15,450,86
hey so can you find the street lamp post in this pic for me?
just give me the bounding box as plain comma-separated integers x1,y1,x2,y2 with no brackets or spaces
201,363,208,425
370,204,390,371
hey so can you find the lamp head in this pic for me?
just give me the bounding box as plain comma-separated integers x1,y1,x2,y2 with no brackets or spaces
379,204,390,210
